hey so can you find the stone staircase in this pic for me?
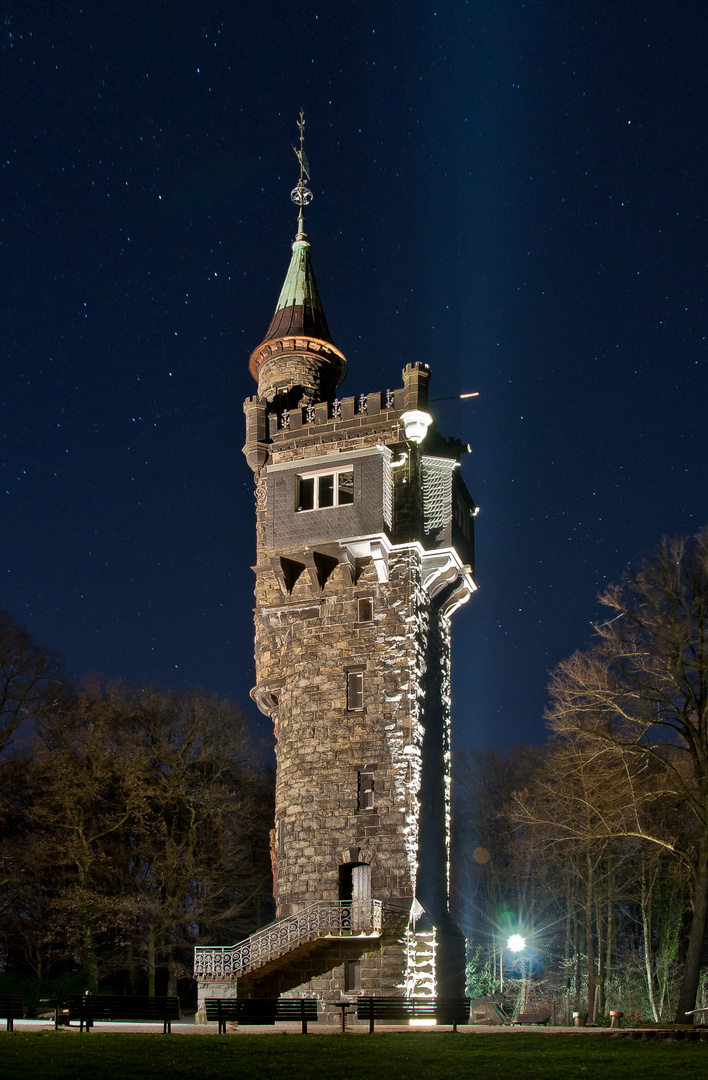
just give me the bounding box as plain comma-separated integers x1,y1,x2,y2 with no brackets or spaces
194,899,383,981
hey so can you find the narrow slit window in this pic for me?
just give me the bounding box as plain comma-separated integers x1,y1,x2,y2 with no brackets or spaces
358,771,374,810
347,671,364,711
358,597,373,623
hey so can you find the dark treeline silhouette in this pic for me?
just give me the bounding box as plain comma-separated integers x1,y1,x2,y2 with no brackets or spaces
0,610,273,1010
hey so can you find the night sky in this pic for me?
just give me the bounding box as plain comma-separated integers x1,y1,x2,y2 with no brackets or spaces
2,2,706,752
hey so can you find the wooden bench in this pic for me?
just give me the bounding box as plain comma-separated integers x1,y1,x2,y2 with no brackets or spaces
0,995,24,1032
67,995,181,1033
512,1010,551,1026
356,996,470,1033
204,997,318,1034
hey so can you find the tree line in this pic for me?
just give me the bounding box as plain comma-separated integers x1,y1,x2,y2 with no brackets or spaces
452,527,708,1024
0,610,273,1007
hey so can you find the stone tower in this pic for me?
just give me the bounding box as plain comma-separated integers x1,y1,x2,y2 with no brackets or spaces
195,117,476,1011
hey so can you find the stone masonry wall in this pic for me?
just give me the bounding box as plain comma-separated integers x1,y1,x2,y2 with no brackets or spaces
255,547,425,916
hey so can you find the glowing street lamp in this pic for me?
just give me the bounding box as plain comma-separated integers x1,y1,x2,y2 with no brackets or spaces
499,934,527,992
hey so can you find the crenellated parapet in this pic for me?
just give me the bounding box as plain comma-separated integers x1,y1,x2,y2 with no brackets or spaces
243,388,401,466
243,363,437,467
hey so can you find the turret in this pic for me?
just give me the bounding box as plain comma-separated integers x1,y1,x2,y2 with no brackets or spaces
248,113,346,407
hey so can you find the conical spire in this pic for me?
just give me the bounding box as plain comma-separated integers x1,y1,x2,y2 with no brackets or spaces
255,233,335,350
249,112,346,404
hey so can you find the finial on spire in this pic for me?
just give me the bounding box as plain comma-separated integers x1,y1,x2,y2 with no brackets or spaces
291,109,313,239
248,111,346,398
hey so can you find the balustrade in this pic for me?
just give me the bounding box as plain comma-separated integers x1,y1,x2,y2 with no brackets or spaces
195,899,383,980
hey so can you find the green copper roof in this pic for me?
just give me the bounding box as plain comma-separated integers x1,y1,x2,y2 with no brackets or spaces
259,236,335,346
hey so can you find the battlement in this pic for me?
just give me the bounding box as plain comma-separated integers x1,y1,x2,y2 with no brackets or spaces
268,388,397,436
243,363,432,470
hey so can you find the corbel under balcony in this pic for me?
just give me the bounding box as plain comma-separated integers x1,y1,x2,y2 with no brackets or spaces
420,549,476,617
339,535,391,584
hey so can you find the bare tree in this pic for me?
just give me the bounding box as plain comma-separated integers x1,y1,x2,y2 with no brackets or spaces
0,609,66,754
30,686,153,990
545,527,708,1021
514,734,650,1019
1,681,273,994
121,685,273,995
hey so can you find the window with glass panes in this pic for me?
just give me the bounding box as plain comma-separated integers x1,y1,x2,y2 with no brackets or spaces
296,468,354,511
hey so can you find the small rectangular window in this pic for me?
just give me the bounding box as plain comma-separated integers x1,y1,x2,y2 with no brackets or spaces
347,671,364,711
358,597,373,623
296,468,354,511
358,771,374,810
277,818,285,857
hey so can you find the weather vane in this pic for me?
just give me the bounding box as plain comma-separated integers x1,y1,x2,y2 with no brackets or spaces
291,109,312,237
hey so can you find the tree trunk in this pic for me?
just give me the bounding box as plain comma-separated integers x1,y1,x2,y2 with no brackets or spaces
640,856,660,1022
78,896,99,992
605,898,614,994
564,881,573,964
573,905,582,1012
167,929,179,997
675,835,708,1022
585,856,596,1020
147,923,156,997
84,940,99,993
596,895,606,1018
642,893,659,1021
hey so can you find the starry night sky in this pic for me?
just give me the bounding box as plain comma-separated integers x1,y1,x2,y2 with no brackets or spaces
2,1,706,752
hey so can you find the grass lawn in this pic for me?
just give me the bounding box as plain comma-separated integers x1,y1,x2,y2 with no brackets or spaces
0,1032,707,1080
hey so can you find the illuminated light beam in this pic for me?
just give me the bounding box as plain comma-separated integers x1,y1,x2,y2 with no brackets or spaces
430,391,480,401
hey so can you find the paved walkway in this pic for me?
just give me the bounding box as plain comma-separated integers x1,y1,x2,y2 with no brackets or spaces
8,1018,707,1038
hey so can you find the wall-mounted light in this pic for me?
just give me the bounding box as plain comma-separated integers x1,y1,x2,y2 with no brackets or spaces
400,410,433,444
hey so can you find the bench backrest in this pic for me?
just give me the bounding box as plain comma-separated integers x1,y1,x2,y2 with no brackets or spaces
204,998,318,1022
357,997,470,1021
204,999,240,1020
276,999,318,1020
0,996,24,1018
67,995,180,1021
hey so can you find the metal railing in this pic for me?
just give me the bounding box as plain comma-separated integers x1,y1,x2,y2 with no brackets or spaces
194,899,383,980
